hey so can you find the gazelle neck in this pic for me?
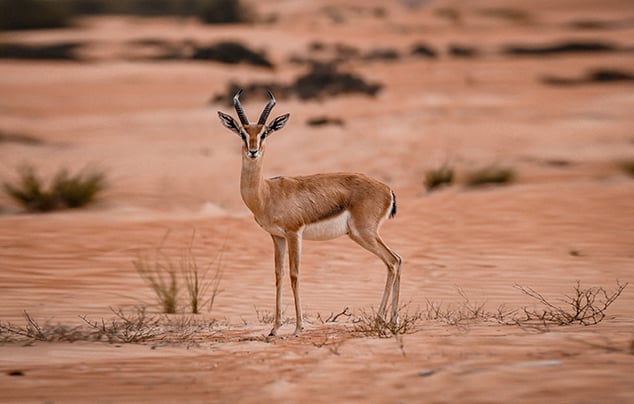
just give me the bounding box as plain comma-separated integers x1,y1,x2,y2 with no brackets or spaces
240,152,266,214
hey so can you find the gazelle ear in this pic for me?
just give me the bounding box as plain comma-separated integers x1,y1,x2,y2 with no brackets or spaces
218,111,241,135
266,113,290,134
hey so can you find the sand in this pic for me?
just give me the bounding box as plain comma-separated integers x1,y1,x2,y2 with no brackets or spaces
1,0,633,402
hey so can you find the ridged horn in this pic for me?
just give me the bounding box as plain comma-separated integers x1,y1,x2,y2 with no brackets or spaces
233,89,249,126
257,90,276,125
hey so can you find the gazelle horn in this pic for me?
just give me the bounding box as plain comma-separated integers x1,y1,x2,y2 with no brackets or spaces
233,89,249,126
258,90,276,125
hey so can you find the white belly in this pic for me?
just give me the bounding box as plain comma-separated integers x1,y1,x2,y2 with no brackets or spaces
302,210,350,241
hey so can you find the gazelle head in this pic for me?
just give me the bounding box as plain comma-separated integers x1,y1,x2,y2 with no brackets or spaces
218,90,290,160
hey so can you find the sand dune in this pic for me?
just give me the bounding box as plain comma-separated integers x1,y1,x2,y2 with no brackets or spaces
1,0,633,402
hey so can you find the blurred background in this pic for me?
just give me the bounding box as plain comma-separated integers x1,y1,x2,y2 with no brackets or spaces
1,0,632,215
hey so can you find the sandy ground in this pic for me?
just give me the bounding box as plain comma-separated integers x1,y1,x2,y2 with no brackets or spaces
1,0,633,402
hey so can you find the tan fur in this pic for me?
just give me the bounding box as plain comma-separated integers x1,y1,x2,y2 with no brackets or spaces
219,106,401,337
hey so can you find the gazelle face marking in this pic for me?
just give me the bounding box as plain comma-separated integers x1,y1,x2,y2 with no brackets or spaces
242,125,267,159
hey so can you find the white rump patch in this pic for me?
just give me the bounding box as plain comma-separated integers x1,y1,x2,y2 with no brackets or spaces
303,210,350,241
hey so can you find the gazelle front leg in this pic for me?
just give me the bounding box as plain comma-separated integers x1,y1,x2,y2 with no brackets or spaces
270,235,286,336
286,232,304,336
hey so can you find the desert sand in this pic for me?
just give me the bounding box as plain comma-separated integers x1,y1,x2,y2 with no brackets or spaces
1,0,633,402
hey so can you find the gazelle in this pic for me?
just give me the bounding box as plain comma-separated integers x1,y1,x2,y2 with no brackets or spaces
218,90,401,336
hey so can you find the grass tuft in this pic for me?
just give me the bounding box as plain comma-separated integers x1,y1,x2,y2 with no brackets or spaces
134,252,179,314
182,232,224,314
134,231,224,314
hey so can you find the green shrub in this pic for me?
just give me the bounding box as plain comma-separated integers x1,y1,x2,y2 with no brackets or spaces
3,165,106,212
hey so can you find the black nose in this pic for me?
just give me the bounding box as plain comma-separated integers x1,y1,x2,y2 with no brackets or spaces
247,150,258,158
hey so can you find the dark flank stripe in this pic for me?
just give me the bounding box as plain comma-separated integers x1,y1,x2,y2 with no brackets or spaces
315,205,346,222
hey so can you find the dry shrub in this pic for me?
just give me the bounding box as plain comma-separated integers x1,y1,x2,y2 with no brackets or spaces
420,282,628,330
422,289,516,327
352,305,423,338
514,281,628,328
0,311,84,343
80,307,162,343
1,307,217,345
317,307,352,324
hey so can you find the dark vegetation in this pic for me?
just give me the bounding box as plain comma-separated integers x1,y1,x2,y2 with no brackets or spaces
477,7,532,24
0,0,74,30
293,63,381,99
0,38,273,67
465,165,515,187
362,48,400,62
542,69,634,86
212,62,382,104
0,307,217,344
502,41,619,56
411,43,438,58
619,159,634,178
0,42,82,60
0,281,627,343
0,0,249,31
4,165,106,212
568,18,634,31
448,44,479,58
306,116,345,127
424,165,454,191
192,41,273,68
0,130,44,146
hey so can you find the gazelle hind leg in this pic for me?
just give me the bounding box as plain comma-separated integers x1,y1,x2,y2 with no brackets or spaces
348,230,401,324
389,249,402,325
